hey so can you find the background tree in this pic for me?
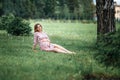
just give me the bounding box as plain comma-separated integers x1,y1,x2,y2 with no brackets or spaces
34,0,45,18
96,0,115,36
96,0,120,67
66,0,79,20
0,0,95,20
81,0,94,20
43,0,56,18
0,0,3,16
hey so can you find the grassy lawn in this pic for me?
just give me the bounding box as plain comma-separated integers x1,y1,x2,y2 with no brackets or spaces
0,20,119,80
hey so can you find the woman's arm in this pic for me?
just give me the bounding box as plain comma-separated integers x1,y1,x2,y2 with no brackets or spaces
32,33,38,50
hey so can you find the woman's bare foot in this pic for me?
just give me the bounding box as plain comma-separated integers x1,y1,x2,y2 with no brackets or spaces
71,52,76,54
67,51,76,54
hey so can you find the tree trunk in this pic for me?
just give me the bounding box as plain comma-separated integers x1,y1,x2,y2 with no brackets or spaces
96,0,115,39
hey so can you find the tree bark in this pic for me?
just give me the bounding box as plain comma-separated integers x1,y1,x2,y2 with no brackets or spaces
96,0,115,38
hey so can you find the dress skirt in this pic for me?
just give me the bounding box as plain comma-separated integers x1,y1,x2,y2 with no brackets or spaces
40,42,54,51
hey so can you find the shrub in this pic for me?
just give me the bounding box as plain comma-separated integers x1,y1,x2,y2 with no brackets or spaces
7,17,32,36
96,29,120,67
0,14,15,30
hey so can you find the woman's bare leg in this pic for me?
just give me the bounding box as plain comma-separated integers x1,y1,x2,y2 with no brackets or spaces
46,48,75,54
53,48,68,53
45,48,67,53
52,44,74,54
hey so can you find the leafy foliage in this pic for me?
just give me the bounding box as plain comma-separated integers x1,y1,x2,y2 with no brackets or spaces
0,14,31,36
0,0,95,20
7,17,31,36
0,14,15,30
96,29,120,67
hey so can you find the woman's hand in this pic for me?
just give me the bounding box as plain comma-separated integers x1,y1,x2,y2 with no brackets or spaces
33,49,38,53
32,46,38,53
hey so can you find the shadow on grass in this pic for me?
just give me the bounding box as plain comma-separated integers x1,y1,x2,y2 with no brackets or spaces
0,59,76,80
84,73,120,80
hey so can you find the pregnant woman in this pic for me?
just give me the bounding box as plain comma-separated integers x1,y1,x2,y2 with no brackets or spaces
32,23,75,54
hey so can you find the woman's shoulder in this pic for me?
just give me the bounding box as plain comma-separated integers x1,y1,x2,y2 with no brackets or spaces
34,32,40,35
42,31,47,34
34,32,47,34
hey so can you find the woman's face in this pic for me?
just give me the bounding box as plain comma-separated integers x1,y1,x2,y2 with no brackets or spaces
37,25,42,32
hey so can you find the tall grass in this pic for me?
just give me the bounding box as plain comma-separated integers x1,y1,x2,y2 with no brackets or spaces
0,20,119,80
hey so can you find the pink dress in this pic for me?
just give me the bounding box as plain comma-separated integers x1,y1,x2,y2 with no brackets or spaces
33,32,54,51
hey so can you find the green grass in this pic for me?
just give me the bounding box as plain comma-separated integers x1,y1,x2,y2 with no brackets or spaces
0,20,120,80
